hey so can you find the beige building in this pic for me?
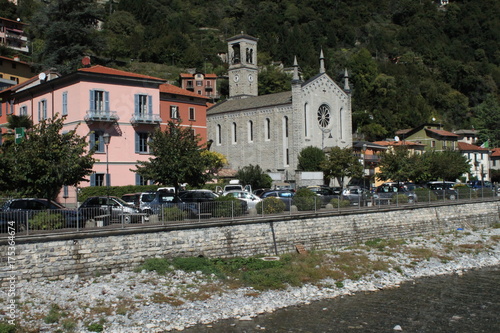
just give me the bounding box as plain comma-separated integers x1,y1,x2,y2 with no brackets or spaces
207,33,353,185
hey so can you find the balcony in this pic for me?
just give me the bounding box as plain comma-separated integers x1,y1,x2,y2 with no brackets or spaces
205,85,213,91
130,113,162,125
85,110,119,122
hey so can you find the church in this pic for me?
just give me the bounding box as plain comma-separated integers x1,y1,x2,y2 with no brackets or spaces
207,33,353,184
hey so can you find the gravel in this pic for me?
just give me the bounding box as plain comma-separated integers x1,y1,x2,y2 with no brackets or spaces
3,227,499,332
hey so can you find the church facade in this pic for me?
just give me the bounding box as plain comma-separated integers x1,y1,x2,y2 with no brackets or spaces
207,33,352,183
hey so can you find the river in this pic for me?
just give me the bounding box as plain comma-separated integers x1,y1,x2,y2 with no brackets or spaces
182,266,500,333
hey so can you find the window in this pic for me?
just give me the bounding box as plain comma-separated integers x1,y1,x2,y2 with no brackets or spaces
38,99,47,120
135,132,149,153
304,103,309,137
170,105,179,119
63,186,69,198
89,90,109,112
197,90,202,95
232,122,237,144
136,174,148,186
248,120,253,142
265,118,271,140
89,131,105,153
187,80,193,88
431,140,436,148
19,105,27,116
189,107,195,120
284,116,289,138
90,173,105,186
135,94,152,115
62,92,68,116
196,81,203,86
217,124,222,145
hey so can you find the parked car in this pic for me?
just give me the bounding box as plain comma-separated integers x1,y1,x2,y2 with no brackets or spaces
78,196,142,224
373,182,418,204
253,188,271,197
426,181,458,200
223,190,262,210
121,193,141,206
467,180,494,189
260,190,295,210
136,190,201,218
178,190,220,217
341,186,369,206
0,198,81,232
307,186,339,207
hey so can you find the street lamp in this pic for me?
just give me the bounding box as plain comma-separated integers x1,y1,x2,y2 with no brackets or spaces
103,132,111,217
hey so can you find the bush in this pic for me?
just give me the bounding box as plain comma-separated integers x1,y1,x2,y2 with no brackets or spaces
78,184,158,202
138,257,172,275
292,188,317,211
329,198,351,208
162,206,187,221
256,197,286,214
0,323,16,333
414,188,438,202
29,211,64,230
213,196,245,217
393,194,412,203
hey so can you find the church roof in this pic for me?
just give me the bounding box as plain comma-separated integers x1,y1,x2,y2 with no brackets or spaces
207,91,292,115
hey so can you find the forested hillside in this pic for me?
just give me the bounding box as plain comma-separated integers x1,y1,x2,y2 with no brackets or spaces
1,0,499,143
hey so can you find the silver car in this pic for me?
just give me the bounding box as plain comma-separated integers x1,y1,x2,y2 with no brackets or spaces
223,190,262,210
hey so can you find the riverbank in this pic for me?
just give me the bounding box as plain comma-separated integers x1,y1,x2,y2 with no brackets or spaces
3,226,499,332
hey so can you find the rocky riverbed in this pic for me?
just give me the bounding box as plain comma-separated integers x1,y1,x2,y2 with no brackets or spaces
4,226,500,332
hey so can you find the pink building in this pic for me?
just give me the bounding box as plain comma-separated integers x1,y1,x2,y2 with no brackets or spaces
0,65,207,205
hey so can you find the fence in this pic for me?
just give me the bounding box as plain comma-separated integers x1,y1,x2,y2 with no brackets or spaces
0,187,498,237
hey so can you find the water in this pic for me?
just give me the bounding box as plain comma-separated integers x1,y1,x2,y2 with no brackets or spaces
183,266,500,333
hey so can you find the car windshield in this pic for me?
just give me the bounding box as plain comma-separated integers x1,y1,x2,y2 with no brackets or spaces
141,193,156,202
112,197,131,206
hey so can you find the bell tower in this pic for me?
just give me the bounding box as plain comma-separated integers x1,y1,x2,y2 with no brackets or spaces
227,33,258,99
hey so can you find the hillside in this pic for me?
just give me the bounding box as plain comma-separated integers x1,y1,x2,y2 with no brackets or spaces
2,0,500,143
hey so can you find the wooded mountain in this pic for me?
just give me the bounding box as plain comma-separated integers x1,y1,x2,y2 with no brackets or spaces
3,0,500,143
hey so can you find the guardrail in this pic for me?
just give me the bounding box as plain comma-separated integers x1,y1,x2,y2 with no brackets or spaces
0,188,498,237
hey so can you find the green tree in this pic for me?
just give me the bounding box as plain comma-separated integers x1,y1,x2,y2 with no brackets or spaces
376,146,416,183
133,121,215,193
297,146,325,171
103,10,145,60
0,115,95,200
321,147,363,188
235,165,272,190
31,0,104,74
425,150,470,182
258,65,292,95
473,94,500,147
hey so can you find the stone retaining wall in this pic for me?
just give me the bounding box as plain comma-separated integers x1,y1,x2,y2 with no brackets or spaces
1,201,498,285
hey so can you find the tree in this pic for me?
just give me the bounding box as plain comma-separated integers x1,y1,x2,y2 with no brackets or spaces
321,147,363,188
31,0,104,74
425,150,470,182
376,146,417,183
297,146,325,171
235,164,272,190
473,94,500,147
133,121,216,193
0,115,96,200
1,115,33,146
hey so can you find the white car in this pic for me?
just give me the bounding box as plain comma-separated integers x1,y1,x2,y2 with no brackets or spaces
223,190,262,210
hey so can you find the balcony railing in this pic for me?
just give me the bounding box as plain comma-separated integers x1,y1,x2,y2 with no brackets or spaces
130,113,162,125
85,110,119,122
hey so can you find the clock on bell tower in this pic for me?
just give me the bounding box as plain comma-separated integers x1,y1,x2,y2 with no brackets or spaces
227,33,259,99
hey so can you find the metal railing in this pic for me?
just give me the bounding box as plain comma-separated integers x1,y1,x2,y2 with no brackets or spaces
0,188,498,237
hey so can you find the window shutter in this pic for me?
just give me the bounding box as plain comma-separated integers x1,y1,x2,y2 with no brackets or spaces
148,95,153,115
0,102,2,116
62,92,68,116
135,173,141,185
135,132,139,153
104,91,110,111
106,173,111,187
134,94,139,114
89,90,94,111
89,132,95,150
43,100,47,119
98,132,104,152
38,101,41,121
90,173,96,186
